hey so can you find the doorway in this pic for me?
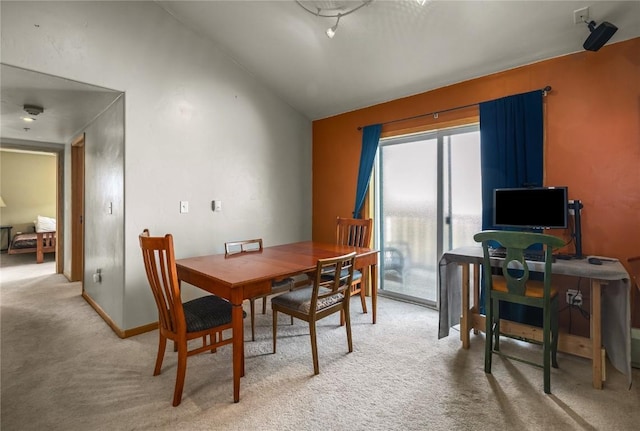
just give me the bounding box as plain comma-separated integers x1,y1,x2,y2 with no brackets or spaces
375,124,482,307
0,64,123,285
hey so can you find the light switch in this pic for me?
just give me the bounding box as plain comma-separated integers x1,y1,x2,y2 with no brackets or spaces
180,201,189,213
212,200,222,212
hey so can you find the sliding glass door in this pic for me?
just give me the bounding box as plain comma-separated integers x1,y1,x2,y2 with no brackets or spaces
376,125,481,307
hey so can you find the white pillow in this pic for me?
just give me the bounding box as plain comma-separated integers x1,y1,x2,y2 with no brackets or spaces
35,215,56,233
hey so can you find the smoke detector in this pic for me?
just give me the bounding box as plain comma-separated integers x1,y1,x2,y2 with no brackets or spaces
23,104,44,116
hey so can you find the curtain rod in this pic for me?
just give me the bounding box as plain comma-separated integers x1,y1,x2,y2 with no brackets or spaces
357,85,551,131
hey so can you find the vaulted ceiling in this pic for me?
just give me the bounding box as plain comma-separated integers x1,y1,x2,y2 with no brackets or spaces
2,1,639,145
158,0,640,120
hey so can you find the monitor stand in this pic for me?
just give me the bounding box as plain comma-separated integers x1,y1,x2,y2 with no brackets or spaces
570,199,584,259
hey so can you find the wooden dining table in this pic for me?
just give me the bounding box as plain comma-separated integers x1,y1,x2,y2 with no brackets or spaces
175,240,379,403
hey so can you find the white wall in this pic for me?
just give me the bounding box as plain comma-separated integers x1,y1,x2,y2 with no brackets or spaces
1,1,312,330
83,96,126,324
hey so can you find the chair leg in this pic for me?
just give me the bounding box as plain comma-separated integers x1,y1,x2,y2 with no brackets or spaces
172,341,188,407
543,301,552,394
309,320,319,375
344,304,353,353
154,333,167,376
272,309,278,353
209,333,218,353
360,273,368,314
262,296,267,314
493,298,500,352
551,299,559,369
359,287,367,314
250,298,256,342
484,294,493,374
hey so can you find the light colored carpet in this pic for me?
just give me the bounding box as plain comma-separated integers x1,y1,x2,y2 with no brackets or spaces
1,252,639,431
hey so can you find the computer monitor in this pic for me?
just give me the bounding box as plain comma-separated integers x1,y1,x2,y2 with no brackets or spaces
493,186,568,229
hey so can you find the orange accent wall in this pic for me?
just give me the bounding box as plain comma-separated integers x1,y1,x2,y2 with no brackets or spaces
313,37,640,268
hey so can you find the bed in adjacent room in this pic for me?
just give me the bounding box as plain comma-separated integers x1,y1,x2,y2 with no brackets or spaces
7,216,56,264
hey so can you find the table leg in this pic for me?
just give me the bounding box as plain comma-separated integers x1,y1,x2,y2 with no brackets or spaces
231,291,244,403
461,263,470,349
591,279,603,389
371,263,378,324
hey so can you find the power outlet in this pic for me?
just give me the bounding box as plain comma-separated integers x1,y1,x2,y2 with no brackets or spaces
566,289,583,306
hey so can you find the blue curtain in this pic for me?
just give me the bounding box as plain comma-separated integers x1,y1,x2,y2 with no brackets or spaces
480,90,544,229
479,90,544,324
353,124,382,218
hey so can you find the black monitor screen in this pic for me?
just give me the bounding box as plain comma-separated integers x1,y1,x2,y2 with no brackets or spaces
493,187,568,229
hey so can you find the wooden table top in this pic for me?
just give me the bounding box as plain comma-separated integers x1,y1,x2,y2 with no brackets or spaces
176,240,378,288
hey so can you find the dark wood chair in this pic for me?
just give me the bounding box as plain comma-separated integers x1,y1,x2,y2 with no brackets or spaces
474,230,565,394
271,251,356,375
224,238,294,341
139,229,236,406
336,217,372,324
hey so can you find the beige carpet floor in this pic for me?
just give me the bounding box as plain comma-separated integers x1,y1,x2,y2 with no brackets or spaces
1,252,639,430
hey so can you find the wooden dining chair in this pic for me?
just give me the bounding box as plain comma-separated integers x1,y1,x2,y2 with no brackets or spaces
474,230,565,394
271,251,356,375
335,217,372,324
139,229,237,406
224,239,295,341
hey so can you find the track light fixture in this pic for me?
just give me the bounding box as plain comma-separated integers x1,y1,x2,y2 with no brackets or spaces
326,15,341,39
295,0,373,39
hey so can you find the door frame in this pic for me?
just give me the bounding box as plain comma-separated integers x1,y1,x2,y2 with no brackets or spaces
374,124,480,307
71,134,85,283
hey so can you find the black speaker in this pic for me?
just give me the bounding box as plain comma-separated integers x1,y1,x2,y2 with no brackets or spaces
583,20,618,51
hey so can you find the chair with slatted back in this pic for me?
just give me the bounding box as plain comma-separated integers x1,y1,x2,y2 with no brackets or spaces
139,229,237,406
335,217,372,324
474,230,565,394
272,251,356,374
224,239,295,341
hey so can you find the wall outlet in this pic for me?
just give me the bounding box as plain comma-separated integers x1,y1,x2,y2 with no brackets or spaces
566,289,582,306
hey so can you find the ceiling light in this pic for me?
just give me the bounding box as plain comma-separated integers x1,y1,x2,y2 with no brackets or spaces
21,117,36,122
23,104,44,116
326,15,341,39
296,1,373,39
416,0,427,5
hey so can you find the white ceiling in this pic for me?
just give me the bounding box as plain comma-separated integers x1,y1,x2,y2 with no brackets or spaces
1,1,638,145
0,64,122,145
158,0,640,120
